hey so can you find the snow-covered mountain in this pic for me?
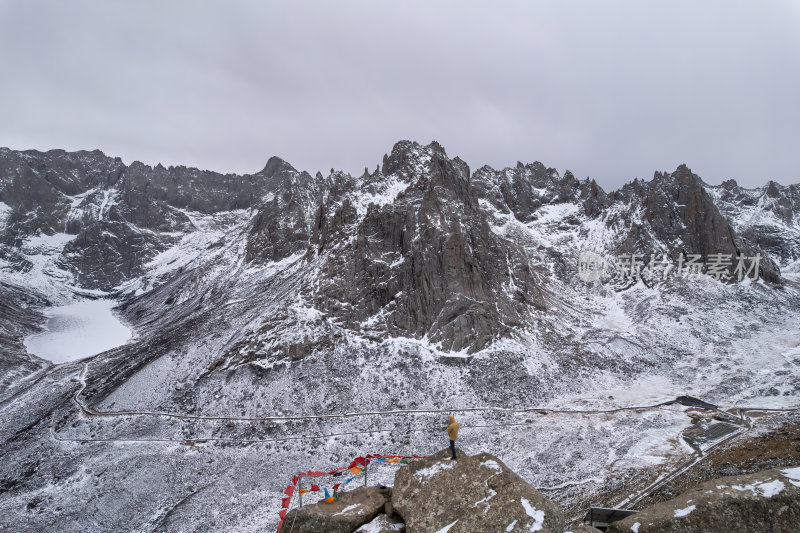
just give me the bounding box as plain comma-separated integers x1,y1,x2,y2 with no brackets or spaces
706,178,800,275
1,142,799,531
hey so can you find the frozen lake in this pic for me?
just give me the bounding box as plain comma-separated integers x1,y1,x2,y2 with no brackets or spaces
24,300,132,363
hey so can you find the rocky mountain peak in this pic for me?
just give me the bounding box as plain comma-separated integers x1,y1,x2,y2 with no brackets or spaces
471,159,583,223
765,179,781,198
610,164,783,283
380,140,436,181
258,155,297,178
233,141,547,357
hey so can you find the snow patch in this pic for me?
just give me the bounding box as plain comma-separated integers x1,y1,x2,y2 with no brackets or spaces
630,522,641,533
480,459,503,472
781,466,800,488
435,519,458,533
352,175,409,217
97,189,117,220
673,504,696,517
519,498,545,531
595,298,633,333
23,232,77,252
732,479,785,498
334,503,362,516
757,480,786,498
414,461,455,483
355,515,404,532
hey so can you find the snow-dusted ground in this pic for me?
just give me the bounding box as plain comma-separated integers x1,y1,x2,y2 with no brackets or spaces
23,300,131,363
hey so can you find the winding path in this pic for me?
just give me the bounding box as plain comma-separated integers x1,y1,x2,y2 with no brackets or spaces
47,362,680,446
70,363,679,424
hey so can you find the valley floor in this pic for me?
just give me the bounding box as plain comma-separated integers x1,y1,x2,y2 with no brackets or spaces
3,352,799,532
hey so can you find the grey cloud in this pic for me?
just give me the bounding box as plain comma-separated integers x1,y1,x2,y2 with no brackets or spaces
0,0,798,189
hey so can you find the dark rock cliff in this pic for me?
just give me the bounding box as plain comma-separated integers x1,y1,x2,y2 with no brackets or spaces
299,141,544,353
613,164,781,283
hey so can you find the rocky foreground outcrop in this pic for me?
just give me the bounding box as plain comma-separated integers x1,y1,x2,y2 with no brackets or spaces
287,448,565,533
392,448,564,532
284,453,800,533
607,466,800,533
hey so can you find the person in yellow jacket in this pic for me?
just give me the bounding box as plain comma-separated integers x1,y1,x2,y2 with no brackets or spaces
446,415,459,459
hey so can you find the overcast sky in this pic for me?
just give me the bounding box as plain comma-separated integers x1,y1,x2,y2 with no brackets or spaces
1,1,798,190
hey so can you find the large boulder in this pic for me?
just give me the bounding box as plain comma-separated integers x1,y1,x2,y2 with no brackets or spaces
392,448,564,532
607,466,800,532
283,486,390,533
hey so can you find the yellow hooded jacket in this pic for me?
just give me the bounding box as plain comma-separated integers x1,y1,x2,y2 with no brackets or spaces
446,415,459,441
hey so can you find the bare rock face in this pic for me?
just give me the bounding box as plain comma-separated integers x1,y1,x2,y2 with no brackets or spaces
120,160,263,214
613,164,781,283
709,178,800,269
58,218,176,290
244,156,324,263
283,486,390,533
305,141,544,354
607,466,800,533
391,448,564,533
0,281,49,395
471,162,609,222
0,148,123,245
0,147,281,291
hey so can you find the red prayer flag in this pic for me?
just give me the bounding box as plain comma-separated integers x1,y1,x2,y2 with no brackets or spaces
311,484,320,492
349,456,366,469
284,485,294,497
